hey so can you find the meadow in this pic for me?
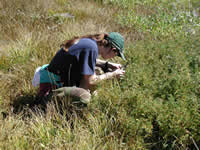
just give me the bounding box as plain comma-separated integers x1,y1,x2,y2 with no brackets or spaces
0,0,199,149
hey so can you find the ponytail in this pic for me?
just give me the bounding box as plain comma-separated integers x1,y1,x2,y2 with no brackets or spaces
60,33,110,51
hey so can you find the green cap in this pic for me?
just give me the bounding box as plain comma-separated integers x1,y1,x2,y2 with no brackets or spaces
107,32,125,60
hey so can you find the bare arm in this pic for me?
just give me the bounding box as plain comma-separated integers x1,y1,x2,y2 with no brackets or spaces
92,69,125,83
79,69,125,91
79,59,125,91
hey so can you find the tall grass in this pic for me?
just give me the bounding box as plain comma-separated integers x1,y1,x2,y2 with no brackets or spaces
0,0,200,149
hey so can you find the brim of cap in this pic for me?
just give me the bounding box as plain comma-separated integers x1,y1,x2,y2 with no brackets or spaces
110,41,126,60
119,51,126,60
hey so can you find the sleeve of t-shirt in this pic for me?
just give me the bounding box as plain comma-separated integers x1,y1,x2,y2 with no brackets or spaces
79,48,97,75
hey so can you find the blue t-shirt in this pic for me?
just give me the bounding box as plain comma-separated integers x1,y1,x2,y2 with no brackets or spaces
68,38,98,75
47,38,98,87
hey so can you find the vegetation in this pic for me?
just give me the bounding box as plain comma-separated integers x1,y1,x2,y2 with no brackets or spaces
0,0,199,149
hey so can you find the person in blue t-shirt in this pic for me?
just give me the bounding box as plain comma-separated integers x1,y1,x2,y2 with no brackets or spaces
34,32,126,105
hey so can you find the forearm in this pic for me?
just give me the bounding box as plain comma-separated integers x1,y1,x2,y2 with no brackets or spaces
80,70,124,92
79,62,124,90
91,72,115,84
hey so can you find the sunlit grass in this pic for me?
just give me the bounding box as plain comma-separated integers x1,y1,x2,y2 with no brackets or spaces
0,0,200,149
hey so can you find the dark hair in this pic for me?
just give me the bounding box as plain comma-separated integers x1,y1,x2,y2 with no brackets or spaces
60,33,111,51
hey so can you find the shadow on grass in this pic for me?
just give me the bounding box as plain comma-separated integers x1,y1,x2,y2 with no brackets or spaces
11,93,38,114
9,93,88,122
144,116,167,150
1,93,37,119
144,116,199,150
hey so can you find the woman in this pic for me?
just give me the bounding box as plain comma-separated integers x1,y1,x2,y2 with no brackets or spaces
34,32,126,104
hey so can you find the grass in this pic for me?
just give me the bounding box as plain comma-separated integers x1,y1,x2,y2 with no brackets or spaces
0,0,200,149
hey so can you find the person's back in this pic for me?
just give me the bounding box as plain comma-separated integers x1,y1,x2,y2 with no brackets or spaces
48,38,98,87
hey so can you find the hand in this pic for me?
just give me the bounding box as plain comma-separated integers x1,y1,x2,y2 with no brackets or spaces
112,68,125,79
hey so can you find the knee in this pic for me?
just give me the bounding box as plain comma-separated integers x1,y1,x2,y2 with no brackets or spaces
71,87,91,104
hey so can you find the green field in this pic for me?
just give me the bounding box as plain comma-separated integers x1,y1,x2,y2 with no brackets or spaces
0,0,199,149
